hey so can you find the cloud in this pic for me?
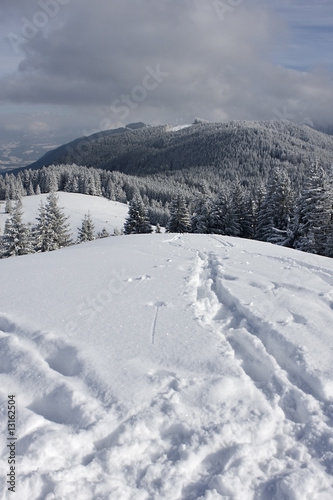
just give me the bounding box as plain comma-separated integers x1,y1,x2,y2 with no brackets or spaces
0,0,332,136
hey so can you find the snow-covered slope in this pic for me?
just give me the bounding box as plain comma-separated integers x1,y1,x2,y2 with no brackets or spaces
1,234,333,499
0,193,128,238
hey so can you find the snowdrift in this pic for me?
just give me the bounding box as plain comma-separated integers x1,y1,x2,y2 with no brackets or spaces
1,233,333,499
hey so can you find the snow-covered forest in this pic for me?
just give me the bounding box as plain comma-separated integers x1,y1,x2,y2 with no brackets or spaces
1,158,333,258
1,121,333,258
24,121,333,181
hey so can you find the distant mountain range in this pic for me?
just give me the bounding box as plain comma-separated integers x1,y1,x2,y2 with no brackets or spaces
0,130,79,173
7,120,333,189
0,141,61,173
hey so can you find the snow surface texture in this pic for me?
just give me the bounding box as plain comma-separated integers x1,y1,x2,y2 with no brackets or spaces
0,193,128,238
1,232,333,499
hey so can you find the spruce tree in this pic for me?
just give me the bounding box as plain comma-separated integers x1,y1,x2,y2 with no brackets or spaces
293,162,332,255
191,197,212,234
34,201,48,252
35,192,72,251
166,195,191,233
252,182,267,238
232,184,254,239
1,200,33,257
325,215,333,257
78,212,95,242
97,227,110,239
124,199,153,234
5,199,13,214
209,190,240,236
27,181,35,196
256,169,294,244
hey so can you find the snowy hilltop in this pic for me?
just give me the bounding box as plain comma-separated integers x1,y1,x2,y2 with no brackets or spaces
1,232,333,499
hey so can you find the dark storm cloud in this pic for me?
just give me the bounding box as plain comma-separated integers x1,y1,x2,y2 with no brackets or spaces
0,0,332,136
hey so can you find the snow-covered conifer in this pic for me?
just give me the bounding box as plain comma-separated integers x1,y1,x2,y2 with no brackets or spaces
78,212,95,242
5,199,13,214
36,191,72,251
191,197,212,234
1,200,33,257
209,190,240,236
293,162,332,255
232,185,254,239
166,195,191,233
256,169,294,244
98,227,110,239
34,201,48,252
124,199,153,234
27,181,35,196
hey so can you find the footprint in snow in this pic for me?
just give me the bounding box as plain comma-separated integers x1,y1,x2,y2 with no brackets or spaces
27,385,91,428
223,274,238,281
46,343,83,377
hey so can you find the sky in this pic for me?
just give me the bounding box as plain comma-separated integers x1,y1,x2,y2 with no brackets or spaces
0,0,332,143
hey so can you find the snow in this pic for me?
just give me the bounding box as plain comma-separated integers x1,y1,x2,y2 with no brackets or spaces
1,230,333,499
0,193,128,238
165,124,193,132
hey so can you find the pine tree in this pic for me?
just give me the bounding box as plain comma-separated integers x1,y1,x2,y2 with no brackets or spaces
209,190,240,236
34,201,49,252
46,172,58,192
166,195,191,233
256,169,294,244
35,192,72,251
325,213,333,257
232,184,254,239
252,183,266,239
27,181,35,196
78,212,95,242
293,162,332,255
97,227,110,239
124,199,153,234
191,197,212,234
5,199,13,214
1,200,33,258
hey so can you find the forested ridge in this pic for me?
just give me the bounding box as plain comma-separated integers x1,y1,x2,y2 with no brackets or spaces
19,120,333,184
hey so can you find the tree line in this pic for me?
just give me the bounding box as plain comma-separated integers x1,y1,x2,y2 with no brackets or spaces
124,161,333,258
1,161,332,259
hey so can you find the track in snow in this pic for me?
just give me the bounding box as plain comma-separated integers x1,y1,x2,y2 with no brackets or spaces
189,249,333,478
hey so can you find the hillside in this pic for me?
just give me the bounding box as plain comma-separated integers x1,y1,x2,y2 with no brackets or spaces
0,193,128,239
22,120,333,187
1,233,333,499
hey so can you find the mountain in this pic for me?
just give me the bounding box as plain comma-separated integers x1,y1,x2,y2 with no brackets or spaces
22,120,333,188
0,232,333,498
0,130,80,173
